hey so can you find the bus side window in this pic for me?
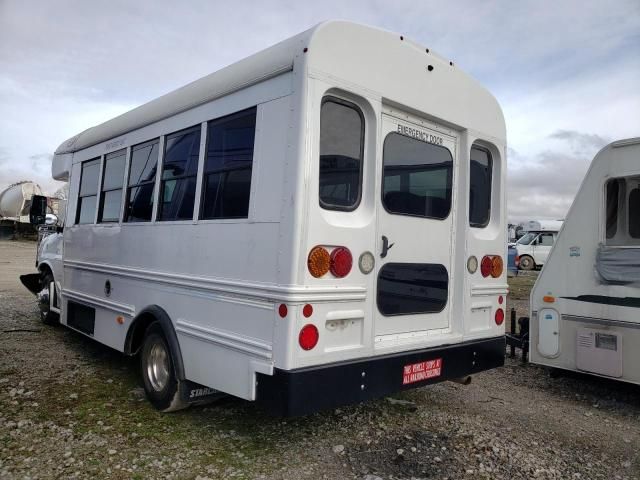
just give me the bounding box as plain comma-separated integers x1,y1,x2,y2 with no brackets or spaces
469,145,492,227
98,149,126,223
76,158,101,224
201,107,256,219
629,187,640,239
125,139,159,222
158,126,201,221
319,97,364,211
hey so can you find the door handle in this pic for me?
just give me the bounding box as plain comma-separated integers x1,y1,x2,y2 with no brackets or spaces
381,235,394,258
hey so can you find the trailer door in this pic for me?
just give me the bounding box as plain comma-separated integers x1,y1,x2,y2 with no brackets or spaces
375,114,456,338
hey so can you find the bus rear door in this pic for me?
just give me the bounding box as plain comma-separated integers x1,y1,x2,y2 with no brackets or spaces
374,112,457,340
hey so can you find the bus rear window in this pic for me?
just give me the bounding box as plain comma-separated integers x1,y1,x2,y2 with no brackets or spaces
377,263,448,316
319,97,364,211
382,133,452,219
469,146,492,227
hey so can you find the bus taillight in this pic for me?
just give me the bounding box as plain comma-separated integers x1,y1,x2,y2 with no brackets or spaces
490,256,503,278
481,255,503,278
308,246,331,278
330,247,352,278
299,324,319,350
480,256,492,277
308,246,352,278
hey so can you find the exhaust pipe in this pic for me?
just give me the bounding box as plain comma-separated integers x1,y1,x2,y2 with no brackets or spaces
449,376,472,385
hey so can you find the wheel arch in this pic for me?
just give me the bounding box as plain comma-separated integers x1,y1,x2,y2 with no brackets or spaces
125,305,186,381
37,261,54,276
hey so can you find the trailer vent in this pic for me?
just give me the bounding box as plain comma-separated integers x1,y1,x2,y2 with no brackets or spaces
576,328,622,378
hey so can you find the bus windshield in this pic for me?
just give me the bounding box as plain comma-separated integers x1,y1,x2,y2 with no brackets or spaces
517,233,538,245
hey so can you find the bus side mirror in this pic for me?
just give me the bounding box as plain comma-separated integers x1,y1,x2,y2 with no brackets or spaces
29,195,48,225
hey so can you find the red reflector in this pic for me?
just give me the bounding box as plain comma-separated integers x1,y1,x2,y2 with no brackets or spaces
480,256,492,277
278,304,288,318
303,304,313,318
498,295,504,305
299,324,319,350
330,247,352,278
495,308,505,326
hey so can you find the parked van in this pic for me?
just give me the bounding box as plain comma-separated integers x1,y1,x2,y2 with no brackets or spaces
514,220,563,270
530,138,640,385
22,21,507,416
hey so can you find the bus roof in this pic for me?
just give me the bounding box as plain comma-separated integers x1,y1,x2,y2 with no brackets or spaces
55,20,505,155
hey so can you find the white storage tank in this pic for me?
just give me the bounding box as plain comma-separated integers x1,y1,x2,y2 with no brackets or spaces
0,181,43,219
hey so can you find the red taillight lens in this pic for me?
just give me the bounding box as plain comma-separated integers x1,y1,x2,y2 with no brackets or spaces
302,304,313,318
330,247,352,278
515,255,520,267
480,256,492,277
299,324,319,350
495,308,505,325
308,246,331,278
278,304,288,318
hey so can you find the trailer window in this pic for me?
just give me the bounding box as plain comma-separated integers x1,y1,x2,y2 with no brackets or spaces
201,107,256,219
125,139,159,222
382,133,452,219
469,146,492,227
377,263,448,316
319,98,364,210
76,158,100,224
159,126,201,221
98,149,126,223
605,179,621,239
630,188,640,238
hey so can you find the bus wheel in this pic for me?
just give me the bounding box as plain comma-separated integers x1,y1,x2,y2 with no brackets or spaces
140,322,188,412
519,255,535,271
38,272,59,325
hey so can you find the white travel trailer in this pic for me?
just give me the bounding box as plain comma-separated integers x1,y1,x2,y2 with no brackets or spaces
23,21,507,415
530,138,640,384
514,220,564,270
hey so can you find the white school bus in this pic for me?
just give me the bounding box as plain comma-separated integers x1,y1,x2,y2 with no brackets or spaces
24,21,507,415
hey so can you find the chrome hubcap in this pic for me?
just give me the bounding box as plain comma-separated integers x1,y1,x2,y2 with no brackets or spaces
147,342,170,392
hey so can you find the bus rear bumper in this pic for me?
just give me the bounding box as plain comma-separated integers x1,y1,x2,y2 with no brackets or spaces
256,336,505,416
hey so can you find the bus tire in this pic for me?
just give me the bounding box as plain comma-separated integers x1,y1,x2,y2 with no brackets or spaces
39,271,59,325
140,322,188,412
518,255,535,271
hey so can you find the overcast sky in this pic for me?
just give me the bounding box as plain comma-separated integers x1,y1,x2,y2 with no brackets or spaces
1,0,638,221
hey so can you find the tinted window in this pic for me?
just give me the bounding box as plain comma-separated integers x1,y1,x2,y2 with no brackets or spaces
125,139,159,222
630,188,640,238
319,98,364,210
538,233,554,246
605,179,620,239
382,133,453,219
76,158,100,224
98,149,125,223
158,126,200,221
469,146,492,227
201,108,256,219
377,263,448,316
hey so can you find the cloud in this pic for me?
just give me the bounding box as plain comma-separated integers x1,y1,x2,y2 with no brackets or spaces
507,129,610,221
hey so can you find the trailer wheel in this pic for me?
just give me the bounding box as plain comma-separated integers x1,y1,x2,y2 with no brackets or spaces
140,322,188,412
38,271,59,325
518,255,535,271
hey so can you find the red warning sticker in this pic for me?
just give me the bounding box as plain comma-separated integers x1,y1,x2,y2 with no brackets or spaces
402,358,443,385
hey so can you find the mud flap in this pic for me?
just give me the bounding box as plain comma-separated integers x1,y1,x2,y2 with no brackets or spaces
20,273,41,295
181,380,226,405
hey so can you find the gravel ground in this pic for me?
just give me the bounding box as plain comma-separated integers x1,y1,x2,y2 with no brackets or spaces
1,240,639,480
